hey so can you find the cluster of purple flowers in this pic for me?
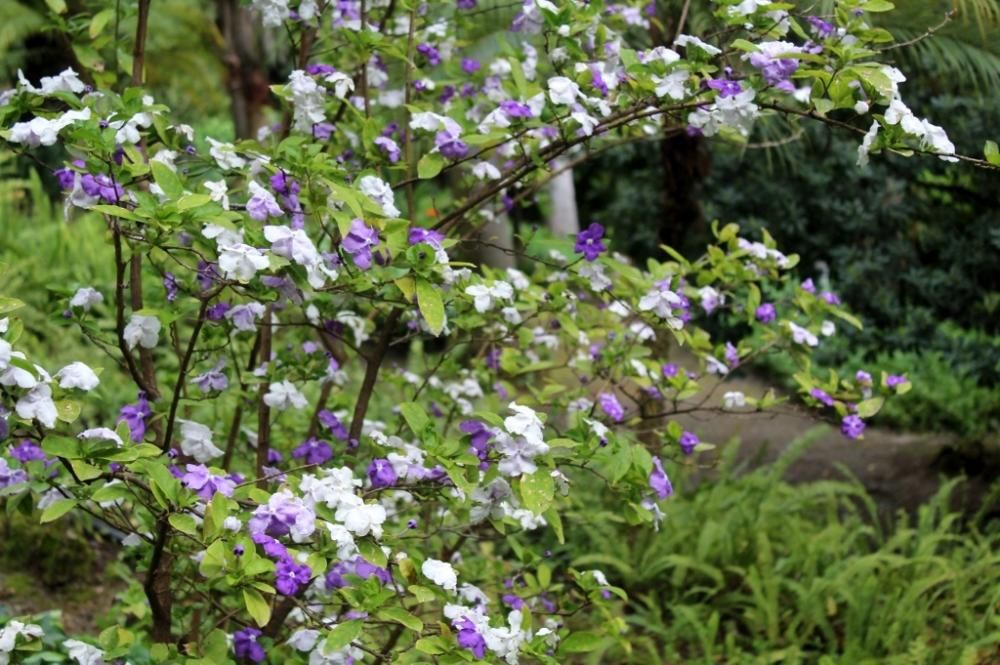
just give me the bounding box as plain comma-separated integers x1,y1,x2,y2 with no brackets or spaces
325,556,392,589
598,392,625,422
179,464,236,501
460,420,494,470
367,457,397,488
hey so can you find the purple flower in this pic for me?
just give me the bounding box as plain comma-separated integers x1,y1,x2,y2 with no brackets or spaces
197,261,219,290
679,431,699,455
500,100,534,119
801,278,816,294
118,392,152,441
806,15,835,37
574,222,606,261
80,173,125,203
9,440,46,463
455,617,487,658
461,58,481,74
253,532,289,560
755,303,776,323
206,301,230,321
649,457,673,500
313,122,335,140
233,627,265,663
318,410,349,440
353,556,392,584
820,291,841,305
374,136,401,163
417,43,441,66
367,458,397,488
457,0,476,8
163,272,179,302
54,166,76,189
460,420,494,469
181,463,236,501
435,129,469,160
598,392,625,422
0,459,28,489
724,342,740,368
590,64,609,96
408,227,445,248
887,375,908,388
855,370,872,385
748,52,799,88
662,363,679,378
502,593,525,609
707,78,742,98
841,414,866,440
275,557,312,596
342,218,380,270
246,188,283,221
306,63,336,76
292,437,333,465
191,359,228,393
810,388,836,407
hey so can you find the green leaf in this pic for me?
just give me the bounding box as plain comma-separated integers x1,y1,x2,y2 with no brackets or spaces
519,470,554,515
199,540,227,578
357,537,388,568
862,0,895,11
414,637,446,655
243,588,272,627
89,8,114,38
417,153,444,180
985,140,1000,166
415,279,446,335
0,297,25,314
55,400,82,424
377,607,424,632
151,162,184,199
91,483,132,503
168,513,199,536
40,498,77,523
855,397,885,418
560,631,604,654
398,402,430,435
176,194,213,211
324,621,363,652
44,0,67,14
69,459,103,481
42,436,84,459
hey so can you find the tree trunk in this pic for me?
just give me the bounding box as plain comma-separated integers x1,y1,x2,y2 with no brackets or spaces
547,158,580,236
217,0,268,139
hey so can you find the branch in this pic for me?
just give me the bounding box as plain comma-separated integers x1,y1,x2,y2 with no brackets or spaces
348,307,402,443
255,306,274,485
131,0,153,85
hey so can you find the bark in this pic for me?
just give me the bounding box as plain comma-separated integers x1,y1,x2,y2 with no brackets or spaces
217,0,269,139
546,158,580,236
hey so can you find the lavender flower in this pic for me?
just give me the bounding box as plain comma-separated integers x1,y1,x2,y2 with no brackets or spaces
233,627,266,663
342,218,380,270
9,440,46,463
598,392,625,422
810,388,835,407
181,464,236,501
191,359,228,393
292,437,333,465
275,557,312,596
409,227,445,248
707,78,742,98
367,458,397,488
318,409,349,440
574,222,606,261
679,431,699,455
455,617,487,658
163,272,179,302
461,58,481,74
118,391,152,441
649,457,673,500
755,303,776,323
886,375,908,388
841,414,866,440
435,129,469,160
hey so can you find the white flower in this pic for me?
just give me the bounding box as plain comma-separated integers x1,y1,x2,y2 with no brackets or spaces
70,287,103,310
79,428,124,447
0,339,11,370
288,629,321,652
123,313,161,350
723,391,747,409
729,0,772,16
857,120,880,167
787,322,819,347
17,67,86,95
638,283,684,328
334,495,387,538
64,639,104,665
8,108,92,147
178,420,223,462
264,380,308,410
204,180,230,210
504,402,545,443
207,138,246,170
251,0,290,26
218,243,270,282
547,76,580,105
820,320,836,337
288,69,327,131
223,516,243,531
472,161,502,180
358,175,400,218
55,362,100,390
464,281,514,312
652,71,689,100
0,620,44,656
121,533,143,547
422,558,458,591
674,34,721,56
14,384,57,430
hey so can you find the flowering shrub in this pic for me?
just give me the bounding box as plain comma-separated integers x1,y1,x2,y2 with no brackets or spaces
0,0,985,662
